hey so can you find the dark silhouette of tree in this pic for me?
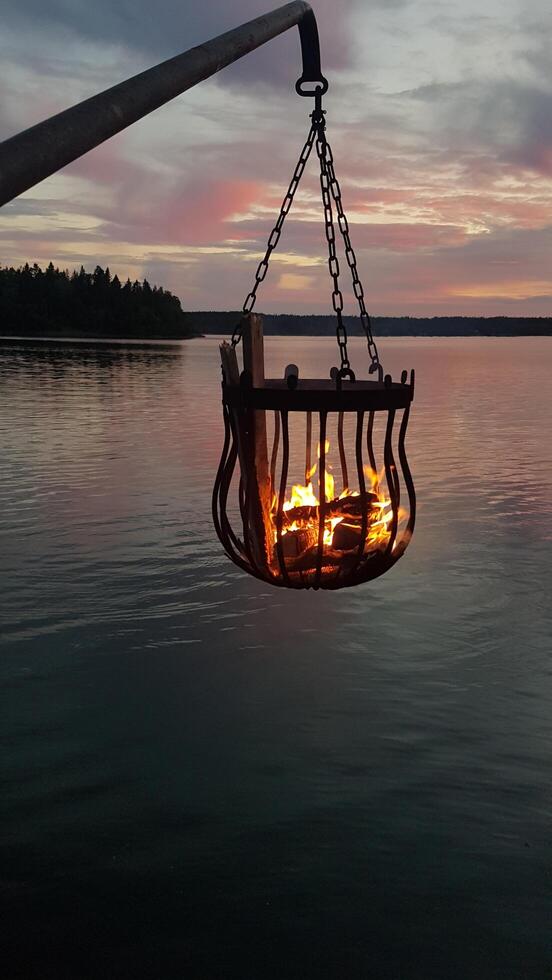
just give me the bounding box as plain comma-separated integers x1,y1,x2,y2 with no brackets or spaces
0,263,197,338
190,311,552,338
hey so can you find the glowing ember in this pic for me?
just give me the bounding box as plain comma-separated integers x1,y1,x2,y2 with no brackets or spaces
271,441,396,561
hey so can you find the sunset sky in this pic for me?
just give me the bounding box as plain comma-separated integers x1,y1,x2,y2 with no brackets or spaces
1,0,552,316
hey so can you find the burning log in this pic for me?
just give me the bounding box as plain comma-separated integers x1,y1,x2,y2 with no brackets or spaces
268,462,393,577
282,504,318,525
329,491,378,519
277,525,318,559
331,520,362,551
282,492,378,528
275,491,385,561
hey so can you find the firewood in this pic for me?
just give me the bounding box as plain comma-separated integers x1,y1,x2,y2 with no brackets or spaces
329,492,378,519
331,521,362,551
282,504,319,525
277,525,318,559
281,494,378,527
281,543,326,572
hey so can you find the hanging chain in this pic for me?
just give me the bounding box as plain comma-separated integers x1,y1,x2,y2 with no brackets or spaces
326,141,381,374
233,91,381,378
313,108,381,376
313,105,351,378
231,126,316,347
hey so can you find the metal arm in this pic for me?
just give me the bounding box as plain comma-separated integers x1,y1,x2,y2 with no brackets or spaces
0,1,326,207
296,7,328,96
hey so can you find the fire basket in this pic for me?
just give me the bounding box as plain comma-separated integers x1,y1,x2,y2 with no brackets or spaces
212,89,416,590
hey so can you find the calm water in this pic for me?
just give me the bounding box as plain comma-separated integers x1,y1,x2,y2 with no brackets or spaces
1,336,552,979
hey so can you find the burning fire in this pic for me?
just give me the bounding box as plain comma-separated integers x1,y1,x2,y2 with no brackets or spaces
272,440,396,559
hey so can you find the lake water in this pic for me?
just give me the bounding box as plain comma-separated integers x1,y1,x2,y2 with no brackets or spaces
1,336,552,979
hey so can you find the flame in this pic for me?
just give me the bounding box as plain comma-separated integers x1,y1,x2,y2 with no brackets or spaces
272,441,397,555
283,481,316,511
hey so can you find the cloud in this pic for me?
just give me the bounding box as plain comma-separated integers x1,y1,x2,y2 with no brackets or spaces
406,77,552,175
2,0,552,316
277,272,314,291
2,0,355,83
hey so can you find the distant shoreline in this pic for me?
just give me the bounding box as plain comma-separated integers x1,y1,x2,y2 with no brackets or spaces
2,331,552,347
0,334,199,346
191,312,552,338
3,312,552,344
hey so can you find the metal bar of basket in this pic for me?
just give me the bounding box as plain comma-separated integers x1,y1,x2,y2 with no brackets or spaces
383,374,400,512
275,410,291,585
213,407,251,573
314,411,327,589
270,410,280,497
337,411,349,492
383,409,399,555
352,410,368,575
305,411,312,484
223,412,247,558
398,373,416,541
366,410,377,475
211,403,233,548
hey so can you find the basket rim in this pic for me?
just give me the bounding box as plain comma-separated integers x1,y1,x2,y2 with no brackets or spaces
222,375,414,412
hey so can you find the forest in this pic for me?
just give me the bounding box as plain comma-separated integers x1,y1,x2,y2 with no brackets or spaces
0,263,198,338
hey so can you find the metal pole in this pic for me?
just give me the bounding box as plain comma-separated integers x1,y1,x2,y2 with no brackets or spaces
0,2,327,208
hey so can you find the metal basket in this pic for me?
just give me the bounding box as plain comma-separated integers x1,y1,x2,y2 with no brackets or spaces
213,336,416,590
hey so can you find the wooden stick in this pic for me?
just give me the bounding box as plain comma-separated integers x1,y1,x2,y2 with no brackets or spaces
219,341,239,386
242,313,269,492
240,313,271,567
242,313,264,385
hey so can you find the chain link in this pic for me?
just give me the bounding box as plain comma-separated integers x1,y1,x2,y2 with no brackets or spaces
233,98,381,378
314,112,351,375
231,126,316,347
316,126,381,374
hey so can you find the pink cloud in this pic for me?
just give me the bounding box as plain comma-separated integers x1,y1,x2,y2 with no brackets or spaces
163,179,264,244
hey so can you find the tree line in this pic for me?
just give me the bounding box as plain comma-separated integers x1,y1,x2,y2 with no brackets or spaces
192,311,552,337
0,263,198,338
1,263,551,338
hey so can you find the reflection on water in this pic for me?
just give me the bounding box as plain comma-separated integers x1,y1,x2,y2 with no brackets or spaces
1,337,552,979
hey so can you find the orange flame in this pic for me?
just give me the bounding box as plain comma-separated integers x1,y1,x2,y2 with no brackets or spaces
272,441,397,554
